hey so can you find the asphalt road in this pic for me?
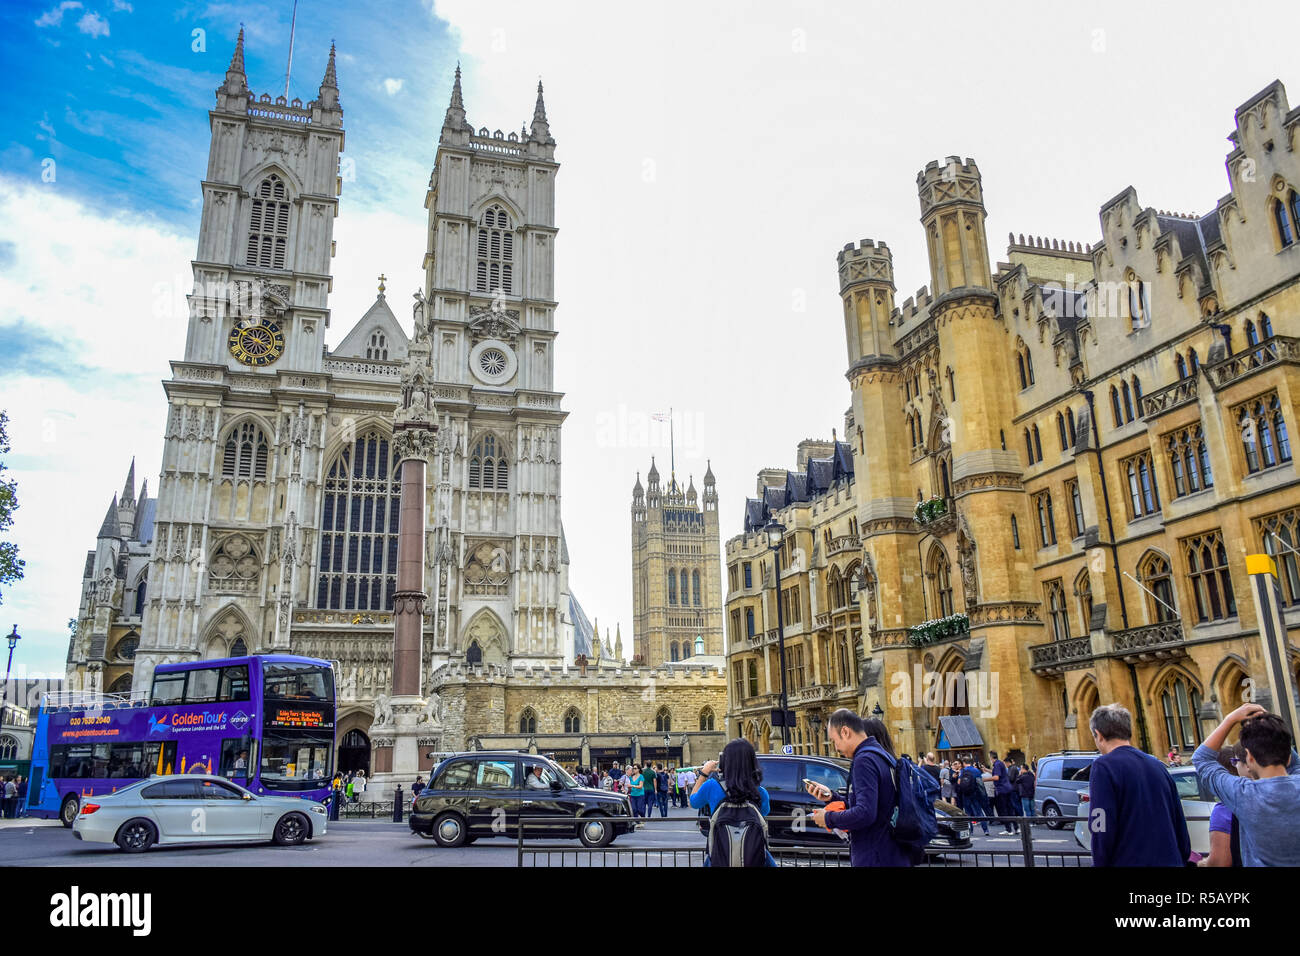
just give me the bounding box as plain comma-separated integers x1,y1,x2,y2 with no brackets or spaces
0,809,1086,867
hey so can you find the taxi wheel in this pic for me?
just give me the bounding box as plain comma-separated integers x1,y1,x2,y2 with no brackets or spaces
59,795,79,828
432,812,467,848
274,812,309,846
115,819,157,853
577,815,613,849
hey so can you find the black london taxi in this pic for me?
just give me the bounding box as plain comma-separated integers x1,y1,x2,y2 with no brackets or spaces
409,751,635,848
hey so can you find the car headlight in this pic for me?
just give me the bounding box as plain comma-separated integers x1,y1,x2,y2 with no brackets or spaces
310,805,326,814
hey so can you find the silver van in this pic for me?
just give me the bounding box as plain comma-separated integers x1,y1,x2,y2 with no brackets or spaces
1034,751,1099,828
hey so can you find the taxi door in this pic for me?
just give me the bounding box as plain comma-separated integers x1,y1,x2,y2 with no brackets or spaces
467,758,521,838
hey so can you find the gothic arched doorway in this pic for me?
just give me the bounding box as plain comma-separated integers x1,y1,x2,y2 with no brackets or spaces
339,729,371,774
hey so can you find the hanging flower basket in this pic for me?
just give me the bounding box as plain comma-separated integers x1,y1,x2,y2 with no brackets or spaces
914,496,948,525
908,613,969,647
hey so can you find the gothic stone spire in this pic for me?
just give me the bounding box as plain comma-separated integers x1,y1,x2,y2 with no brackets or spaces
528,78,554,146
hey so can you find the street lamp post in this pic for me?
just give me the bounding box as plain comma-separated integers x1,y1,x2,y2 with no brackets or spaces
2,625,19,712
765,519,791,747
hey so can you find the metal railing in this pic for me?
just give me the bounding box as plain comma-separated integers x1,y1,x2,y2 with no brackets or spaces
41,690,148,711
508,813,1108,868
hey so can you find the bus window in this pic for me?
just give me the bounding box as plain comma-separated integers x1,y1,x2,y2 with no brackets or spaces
263,662,332,701
185,668,220,704
220,737,252,782
108,743,146,778
144,740,177,776
150,673,186,707
90,744,110,778
261,734,332,790
219,665,250,702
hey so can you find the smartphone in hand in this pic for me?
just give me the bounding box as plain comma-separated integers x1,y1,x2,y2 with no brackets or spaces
803,778,833,801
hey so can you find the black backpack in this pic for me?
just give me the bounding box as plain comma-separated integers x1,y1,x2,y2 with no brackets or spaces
958,769,978,795
706,799,769,867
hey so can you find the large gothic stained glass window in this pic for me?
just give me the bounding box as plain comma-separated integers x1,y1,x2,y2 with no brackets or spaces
316,431,401,611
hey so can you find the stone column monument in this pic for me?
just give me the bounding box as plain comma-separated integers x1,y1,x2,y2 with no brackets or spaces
368,293,443,796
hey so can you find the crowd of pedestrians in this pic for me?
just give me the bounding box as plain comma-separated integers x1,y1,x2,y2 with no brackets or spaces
1,774,25,818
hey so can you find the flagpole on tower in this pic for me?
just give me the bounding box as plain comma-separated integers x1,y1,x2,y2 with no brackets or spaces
282,0,299,100
669,407,675,485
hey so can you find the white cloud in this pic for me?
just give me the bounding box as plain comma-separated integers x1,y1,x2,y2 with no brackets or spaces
111,0,133,11
76,11,109,38
0,178,191,675
34,1,82,28
382,77,404,96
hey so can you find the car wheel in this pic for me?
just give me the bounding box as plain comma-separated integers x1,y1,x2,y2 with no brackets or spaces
431,812,467,848
273,812,309,846
115,818,157,853
1043,802,1065,830
577,815,613,849
59,795,79,828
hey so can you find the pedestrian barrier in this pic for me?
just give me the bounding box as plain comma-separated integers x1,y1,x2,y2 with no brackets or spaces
508,813,1211,867
338,799,397,819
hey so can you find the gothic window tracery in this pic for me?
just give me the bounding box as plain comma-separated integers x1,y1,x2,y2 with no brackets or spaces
475,204,514,295
316,431,400,611
468,434,508,490
246,173,290,270
222,422,269,479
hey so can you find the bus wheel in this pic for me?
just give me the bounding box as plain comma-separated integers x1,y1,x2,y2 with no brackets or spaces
59,795,79,828
274,812,309,846
115,819,157,853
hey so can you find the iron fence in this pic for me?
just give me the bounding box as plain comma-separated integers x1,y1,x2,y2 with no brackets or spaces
509,813,1210,867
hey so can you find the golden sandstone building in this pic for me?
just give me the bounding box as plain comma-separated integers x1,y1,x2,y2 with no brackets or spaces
726,78,1300,764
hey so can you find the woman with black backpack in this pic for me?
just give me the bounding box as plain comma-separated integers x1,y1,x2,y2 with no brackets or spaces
689,738,776,867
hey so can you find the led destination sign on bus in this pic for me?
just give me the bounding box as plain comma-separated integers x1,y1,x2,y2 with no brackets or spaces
265,707,334,730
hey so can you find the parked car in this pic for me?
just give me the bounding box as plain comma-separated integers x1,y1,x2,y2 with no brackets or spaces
1033,751,1099,828
409,751,635,848
1072,764,1214,856
695,754,972,851
71,774,327,852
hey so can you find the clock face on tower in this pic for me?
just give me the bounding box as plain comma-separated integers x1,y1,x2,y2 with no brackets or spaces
227,318,285,367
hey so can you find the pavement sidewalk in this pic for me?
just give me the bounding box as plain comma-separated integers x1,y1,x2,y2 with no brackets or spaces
0,818,61,829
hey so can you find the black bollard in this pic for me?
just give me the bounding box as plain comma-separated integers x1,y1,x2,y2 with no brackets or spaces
393,785,404,823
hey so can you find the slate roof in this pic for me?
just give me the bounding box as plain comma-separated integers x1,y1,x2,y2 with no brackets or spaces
742,440,855,532
937,714,984,750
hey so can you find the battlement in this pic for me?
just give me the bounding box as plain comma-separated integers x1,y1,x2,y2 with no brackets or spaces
432,661,724,685
917,155,981,189
837,238,895,293
1007,233,1093,257
891,286,933,326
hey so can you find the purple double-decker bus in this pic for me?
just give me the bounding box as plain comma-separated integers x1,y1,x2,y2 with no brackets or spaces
26,654,335,825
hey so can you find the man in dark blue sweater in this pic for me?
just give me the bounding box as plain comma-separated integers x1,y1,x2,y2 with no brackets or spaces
1088,703,1191,867
809,708,912,867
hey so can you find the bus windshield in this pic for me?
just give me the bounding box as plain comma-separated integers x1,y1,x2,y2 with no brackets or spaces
263,661,333,701
261,733,333,791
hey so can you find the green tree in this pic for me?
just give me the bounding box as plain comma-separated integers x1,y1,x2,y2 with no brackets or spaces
0,411,23,603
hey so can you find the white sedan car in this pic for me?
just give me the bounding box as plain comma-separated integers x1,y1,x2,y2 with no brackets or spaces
1073,765,1213,857
72,774,328,852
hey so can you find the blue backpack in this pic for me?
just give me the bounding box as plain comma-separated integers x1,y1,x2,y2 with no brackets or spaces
864,743,940,861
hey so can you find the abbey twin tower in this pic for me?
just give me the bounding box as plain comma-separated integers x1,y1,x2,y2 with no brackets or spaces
69,34,730,772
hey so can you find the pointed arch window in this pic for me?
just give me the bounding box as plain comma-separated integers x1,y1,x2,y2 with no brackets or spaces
1032,425,1042,462
1057,413,1069,451
1121,382,1134,422
1159,674,1203,751
315,431,400,611
1066,407,1077,446
1189,349,1200,374
468,434,508,490
668,570,677,605
1236,391,1292,474
519,708,538,734
928,546,954,617
1260,313,1274,339
1183,530,1235,623
1138,552,1178,623
1045,579,1070,641
655,707,672,732
692,570,701,607
230,637,247,657
1024,429,1035,465
1176,354,1188,380
466,641,482,665
1111,386,1123,428
133,574,148,618
222,422,269,479
1074,570,1093,632
1259,509,1300,607
699,707,716,732
246,174,291,270
563,708,581,733
1033,491,1057,547
475,204,514,295
1275,197,1295,248
680,569,689,606
670,641,679,661
109,674,133,694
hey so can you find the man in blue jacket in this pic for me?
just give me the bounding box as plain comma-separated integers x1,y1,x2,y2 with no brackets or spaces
810,708,911,867
1088,703,1191,866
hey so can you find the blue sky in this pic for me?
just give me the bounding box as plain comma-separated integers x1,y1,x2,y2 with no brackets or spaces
1,0,1296,677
